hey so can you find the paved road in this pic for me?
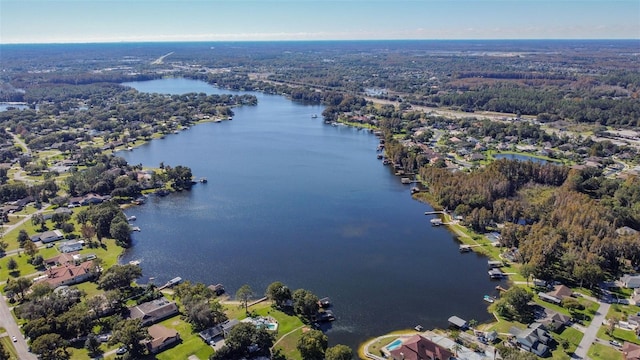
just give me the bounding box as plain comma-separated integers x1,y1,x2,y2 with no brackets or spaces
0,292,37,359
573,301,610,359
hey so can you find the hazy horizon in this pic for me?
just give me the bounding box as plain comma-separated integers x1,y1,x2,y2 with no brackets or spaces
1,0,638,44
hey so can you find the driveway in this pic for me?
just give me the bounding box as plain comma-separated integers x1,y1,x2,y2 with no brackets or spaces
573,301,610,359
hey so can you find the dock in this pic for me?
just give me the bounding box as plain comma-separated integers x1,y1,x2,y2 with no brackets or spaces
488,268,505,279
159,276,182,290
318,297,331,308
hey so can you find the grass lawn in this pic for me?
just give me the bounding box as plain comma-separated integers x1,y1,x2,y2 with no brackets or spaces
554,326,583,356
73,281,103,298
221,301,308,360
273,327,304,360
587,342,624,360
359,331,419,359
608,303,640,322
597,325,640,345
0,253,42,280
0,336,18,359
152,317,214,360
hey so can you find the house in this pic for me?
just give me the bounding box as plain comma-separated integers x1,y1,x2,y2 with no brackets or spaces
32,230,64,244
146,324,180,354
621,274,640,289
623,342,640,360
547,285,573,301
539,309,571,331
36,260,95,288
58,240,83,253
538,292,562,305
198,319,240,344
127,297,179,326
388,334,454,360
627,314,640,327
44,252,78,267
509,323,551,357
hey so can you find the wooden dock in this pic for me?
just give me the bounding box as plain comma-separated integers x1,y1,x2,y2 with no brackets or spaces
424,211,447,215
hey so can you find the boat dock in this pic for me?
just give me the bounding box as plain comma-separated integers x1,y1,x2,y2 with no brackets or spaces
159,277,183,290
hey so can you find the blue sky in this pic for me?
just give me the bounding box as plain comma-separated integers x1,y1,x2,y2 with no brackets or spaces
1,0,639,43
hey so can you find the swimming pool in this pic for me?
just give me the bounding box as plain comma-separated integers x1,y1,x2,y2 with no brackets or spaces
386,338,403,351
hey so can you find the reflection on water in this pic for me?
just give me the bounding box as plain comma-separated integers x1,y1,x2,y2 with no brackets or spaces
118,78,503,349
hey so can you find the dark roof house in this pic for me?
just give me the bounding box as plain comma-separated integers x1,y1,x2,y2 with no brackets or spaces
198,319,240,344
509,323,551,357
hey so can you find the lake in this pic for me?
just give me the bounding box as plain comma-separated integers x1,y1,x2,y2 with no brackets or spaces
118,78,503,350
494,153,553,163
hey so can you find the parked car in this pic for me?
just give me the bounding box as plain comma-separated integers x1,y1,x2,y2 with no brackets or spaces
116,346,127,355
12,336,17,342
610,340,622,347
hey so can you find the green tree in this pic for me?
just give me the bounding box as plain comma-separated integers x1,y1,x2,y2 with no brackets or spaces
325,344,353,360
266,281,292,308
520,262,535,287
495,286,533,322
31,333,70,360
23,240,38,258
85,334,101,357
17,229,29,247
236,284,253,315
109,218,131,247
109,319,149,359
31,213,44,229
6,257,17,272
292,288,319,320
0,341,10,360
213,322,274,359
297,329,328,360
5,277,33,300
98,264,142,290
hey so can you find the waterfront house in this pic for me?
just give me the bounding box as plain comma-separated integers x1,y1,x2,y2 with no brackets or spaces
145,324,180,354
127,297,179,326
622,341,640,360
509,323,551,357
37,260,95,288
199,319,240,344
389,334,454,360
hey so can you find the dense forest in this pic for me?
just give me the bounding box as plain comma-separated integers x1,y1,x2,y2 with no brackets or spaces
2,40,639,127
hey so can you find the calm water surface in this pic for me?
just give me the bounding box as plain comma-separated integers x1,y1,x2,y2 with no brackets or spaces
119,78,502,349
494,153,552,163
